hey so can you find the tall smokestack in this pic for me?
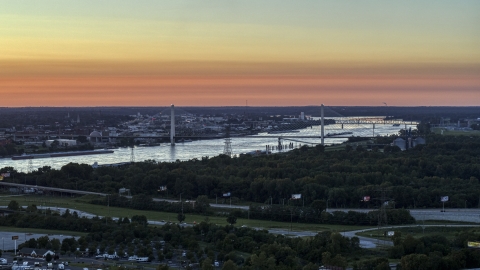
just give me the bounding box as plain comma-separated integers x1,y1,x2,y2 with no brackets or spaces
170,104,175,146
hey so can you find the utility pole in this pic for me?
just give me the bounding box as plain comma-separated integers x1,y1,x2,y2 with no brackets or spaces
180,193,184,215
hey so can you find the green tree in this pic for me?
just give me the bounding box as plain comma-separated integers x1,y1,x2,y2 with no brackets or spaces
177,213,186,223
303,263,318,270
51,239,61,251
202,257,214,270
401,254,429,270
131,215,148,226
310,200,326,213
226,214,237,225
50,140,60,150
37,236,49,249
222,260,237,270
7,200,19,211
45,253,52,262
195,195,210,213
26,204,38,213
250,252,276,270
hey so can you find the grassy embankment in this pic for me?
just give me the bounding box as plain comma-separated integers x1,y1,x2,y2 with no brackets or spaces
0,195,371,233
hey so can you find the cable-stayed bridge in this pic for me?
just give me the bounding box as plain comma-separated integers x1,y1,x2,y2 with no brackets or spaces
12,105,417,147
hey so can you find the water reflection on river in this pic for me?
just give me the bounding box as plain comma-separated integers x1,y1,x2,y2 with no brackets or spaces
0,123,415,172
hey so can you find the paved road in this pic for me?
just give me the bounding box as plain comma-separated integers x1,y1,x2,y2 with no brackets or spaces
342,224,479,248
5,182,480,222
328,208,480,223
3,206,480,251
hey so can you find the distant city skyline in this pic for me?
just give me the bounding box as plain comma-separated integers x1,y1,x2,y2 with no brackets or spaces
1,1,479,106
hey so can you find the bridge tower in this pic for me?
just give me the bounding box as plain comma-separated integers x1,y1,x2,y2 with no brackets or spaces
170,104,175,146
321,104,325,146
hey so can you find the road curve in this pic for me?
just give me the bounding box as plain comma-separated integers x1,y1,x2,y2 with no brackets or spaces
10,206,479,250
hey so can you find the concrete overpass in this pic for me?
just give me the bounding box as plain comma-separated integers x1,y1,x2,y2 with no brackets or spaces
0,182,106,197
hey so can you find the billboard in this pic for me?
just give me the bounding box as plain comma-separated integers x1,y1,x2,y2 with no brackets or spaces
441,196,449,202
363,196,370,202
223,192,231,197
468,242,480,248
291,194,301,200
158,186,167,191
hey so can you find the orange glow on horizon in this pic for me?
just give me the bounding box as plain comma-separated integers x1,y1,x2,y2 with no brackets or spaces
1,74,479,107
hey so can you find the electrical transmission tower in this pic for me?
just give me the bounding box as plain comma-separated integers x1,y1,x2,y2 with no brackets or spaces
130,147,135,163
375,188,390,228
223,125,233,157
28,159,33,173
223,138,233,157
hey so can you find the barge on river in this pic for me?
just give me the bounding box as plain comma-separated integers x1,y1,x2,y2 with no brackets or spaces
12,149,114,160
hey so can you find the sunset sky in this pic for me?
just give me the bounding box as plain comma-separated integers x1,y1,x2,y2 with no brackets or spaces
1,1,479,106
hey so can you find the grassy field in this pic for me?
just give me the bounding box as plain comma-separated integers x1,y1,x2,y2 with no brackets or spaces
0,195,372,233
431,128,480,136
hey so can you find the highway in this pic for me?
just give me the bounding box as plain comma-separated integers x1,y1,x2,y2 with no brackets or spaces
327,208,480,223
0,182,251,209
9,206,478,250
3,182,480,223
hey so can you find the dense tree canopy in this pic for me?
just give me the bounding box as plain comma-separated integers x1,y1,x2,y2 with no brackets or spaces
7,134,480,210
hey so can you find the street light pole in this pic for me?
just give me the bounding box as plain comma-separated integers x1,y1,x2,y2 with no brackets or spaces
106,195,109,225
180,193,184,216
290,200,293,232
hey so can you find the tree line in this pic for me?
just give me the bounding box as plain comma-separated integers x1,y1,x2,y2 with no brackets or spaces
90,194,415,226
6,203,365,269
3,133,480,210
